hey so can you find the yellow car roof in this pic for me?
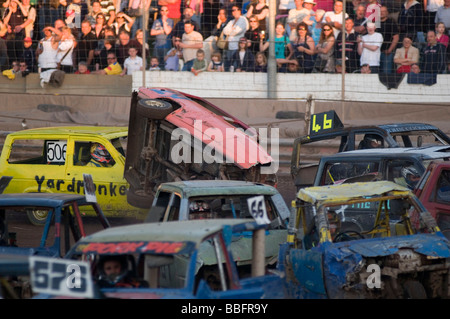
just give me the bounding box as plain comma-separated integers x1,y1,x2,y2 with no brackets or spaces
297,181,412,205
8,126,127,138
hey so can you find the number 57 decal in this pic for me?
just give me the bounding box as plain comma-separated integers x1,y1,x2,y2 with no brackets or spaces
30,256,94,298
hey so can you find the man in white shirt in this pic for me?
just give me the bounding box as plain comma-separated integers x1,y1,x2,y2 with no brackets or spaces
179,19,203,71
222,5,249,71
121,46,143,75
357,22,383,73
322,0,348,38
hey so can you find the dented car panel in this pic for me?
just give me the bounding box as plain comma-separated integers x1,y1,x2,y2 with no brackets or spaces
125,88,276,209
279,181,450,299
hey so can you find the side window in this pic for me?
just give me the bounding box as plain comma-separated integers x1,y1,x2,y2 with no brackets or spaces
8,139,67,165
73,142,115,167
323,162,379,185
73,142,92,166
356,133,384,149
436,170,450,204
387,160,421,188
166,195,181,221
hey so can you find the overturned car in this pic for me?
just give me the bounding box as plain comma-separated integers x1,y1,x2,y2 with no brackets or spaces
125,88,277,209
278,181,450,299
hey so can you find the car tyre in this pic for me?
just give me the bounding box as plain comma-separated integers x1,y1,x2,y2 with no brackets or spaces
127,186,154,209
136,99,173,120
26,209,48,226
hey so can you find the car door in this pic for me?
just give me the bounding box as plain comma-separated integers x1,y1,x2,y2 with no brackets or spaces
66,137,129,212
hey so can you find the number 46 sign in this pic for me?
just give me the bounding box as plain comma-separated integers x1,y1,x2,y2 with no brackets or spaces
309,111,343,135
247,196,271,225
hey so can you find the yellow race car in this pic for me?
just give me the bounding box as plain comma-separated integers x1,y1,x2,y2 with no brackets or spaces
0,126,146,225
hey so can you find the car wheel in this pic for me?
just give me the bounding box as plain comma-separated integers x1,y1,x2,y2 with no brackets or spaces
26,209,48,226
403,280,427,299
136,99,173,120
126,186,154,209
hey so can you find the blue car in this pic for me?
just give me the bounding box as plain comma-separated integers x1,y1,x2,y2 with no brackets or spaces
278,181,450,299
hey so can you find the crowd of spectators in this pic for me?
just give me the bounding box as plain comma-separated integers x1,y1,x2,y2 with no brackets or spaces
0,0,449,76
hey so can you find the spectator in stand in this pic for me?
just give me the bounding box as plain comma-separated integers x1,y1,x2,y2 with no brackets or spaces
18,60,29,76
56,26,76,73
211,7,229,39
180,19,203,71
92,13,107,41
116,30,133,66
222,5,249,71
172,7,200,39
128,0,150,38
424,0,444,32
132,28,148,57
0,21,9,71
65,0,89,30
75,60,90,73
393,35,420,73
287,21,315,73
246,0,269,31
253,51,267,72
353,4,367,35
36,25,58,72
120,46,143,75
322,0,349,38
100,0,116,26
186,0,203,30
313,22,335,72
96,35,118,69
231,37,255,72
365,0,381,23
260,22,292,71
245,15,263,56
19,36,35,72
207,50,224,71
158,0,182,26
3,0,27,62
148,56,161,70
57,0,69,22
17,0,36,39
434,0,450,29
378,6,400,73
357,21,383,73
150,6,173,70
360,62,372,73
398,0,423,42
164,36,183,71
191,48,207,75
421,29,447,73
410,62,421,73
335,18,361,73
37,0,62,38
112,11,134,35
286,0,310,40
310,9,325,45
76,20,97,71
436,21,449,46
347,0,363,19
93,52,123,74
86,1,104,26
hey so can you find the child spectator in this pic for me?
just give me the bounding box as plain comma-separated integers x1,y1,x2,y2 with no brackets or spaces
149,56,161,71
254,51,267,72
121,46,143,75
191,49,207,75
75,61,91,74
232,37,255,72
207,51,224,72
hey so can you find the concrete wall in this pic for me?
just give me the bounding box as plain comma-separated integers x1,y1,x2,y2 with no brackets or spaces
132,71,450,104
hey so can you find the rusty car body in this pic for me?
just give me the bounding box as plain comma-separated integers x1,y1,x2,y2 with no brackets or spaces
278,181,450,299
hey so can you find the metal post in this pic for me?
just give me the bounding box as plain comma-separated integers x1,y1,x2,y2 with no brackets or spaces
251,228,266,277
267,0,277,98
142,5,147,88
341,0,346,123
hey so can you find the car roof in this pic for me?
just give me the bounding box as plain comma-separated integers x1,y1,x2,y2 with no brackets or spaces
322,145,450,160
72,219,256,250
158,180,279,197
8,126,128,138
297,181,412,204
0,193,87,208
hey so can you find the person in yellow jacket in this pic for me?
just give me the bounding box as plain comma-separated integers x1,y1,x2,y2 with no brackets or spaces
93,53,123,75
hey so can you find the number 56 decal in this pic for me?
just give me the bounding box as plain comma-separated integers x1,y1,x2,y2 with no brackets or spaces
30,256,94,298
309,111,343,135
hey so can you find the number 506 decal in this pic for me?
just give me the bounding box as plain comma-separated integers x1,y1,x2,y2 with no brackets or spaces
46,141,67,163
30,256,94,298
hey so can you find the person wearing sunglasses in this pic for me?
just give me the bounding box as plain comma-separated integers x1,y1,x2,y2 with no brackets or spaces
150,6,173,70
313,22,335,72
